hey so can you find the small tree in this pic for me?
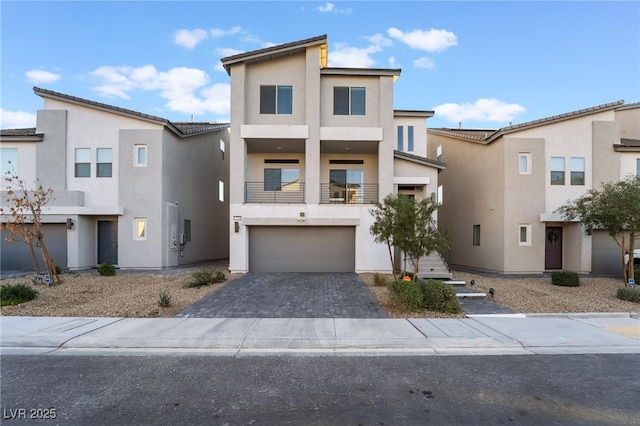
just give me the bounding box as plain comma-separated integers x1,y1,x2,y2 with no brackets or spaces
1,165,61,284
555,175,640,285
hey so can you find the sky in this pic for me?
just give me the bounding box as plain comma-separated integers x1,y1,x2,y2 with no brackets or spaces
1,1,639,130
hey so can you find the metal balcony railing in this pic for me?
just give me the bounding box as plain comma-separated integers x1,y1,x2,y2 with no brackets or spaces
320,183,378,204
245,182,305,203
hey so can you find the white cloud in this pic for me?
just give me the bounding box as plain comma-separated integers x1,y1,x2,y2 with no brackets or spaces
388,56,398,68
1,109,37,129
316,2,351,14
329,43,382,68
173,29,208,50
317,2,334,12
413,57,435,70
366,33,393,48
434,98,526,123
26,69,61,84
210,26,242,37
387,28,458,52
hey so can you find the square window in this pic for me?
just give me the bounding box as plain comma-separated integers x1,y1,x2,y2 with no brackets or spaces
570,157,585,185
97,148,112,177
135,145,147,167
472,224,481,246
260,85,292,114
134,218,146,240
333,86,365,115
75,148,91,177
550,157,565,185
519,153,531,174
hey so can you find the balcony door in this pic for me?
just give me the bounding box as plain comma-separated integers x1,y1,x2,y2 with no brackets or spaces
329,169,363,204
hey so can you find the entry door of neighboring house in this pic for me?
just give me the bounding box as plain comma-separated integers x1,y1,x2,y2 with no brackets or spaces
544,226,563,270
98,221,118,265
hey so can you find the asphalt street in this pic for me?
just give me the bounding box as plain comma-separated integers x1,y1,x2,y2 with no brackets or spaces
2,354,638,425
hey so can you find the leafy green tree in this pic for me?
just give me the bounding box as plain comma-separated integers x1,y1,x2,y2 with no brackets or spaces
555,175,640,284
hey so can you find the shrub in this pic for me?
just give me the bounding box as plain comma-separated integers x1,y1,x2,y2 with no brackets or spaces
158,290,172,308
617,287,640,303
389,279,424,310
185,270,226,288
420,279,462,314
1,284,38,306
97,262,116,276
55,265,62,275
551,271,580,287
373,273,387,287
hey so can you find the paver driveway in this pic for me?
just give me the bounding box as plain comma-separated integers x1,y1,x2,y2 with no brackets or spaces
176,272,388,318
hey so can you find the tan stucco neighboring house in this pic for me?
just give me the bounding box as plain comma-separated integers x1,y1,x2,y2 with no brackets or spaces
0,87,230,272
221,35,445,274
427,101,640,275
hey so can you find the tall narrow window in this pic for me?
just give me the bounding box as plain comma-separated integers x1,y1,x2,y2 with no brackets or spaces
97,148,112,177
219,140,225,160
519,224,532,246
550,157,565,185
570,157,585,185
637,158,640,177
350,87,365,115
183,219,192,242
408,126,414,151
260,85,292,114
333,86,366,115
218,180,224,202
436,145,443,161
134,218,147,240
472,224,481,246
437,184,443,205
519,153,531,174
75,148,91,177
397,126,404,151
134,145,147,167
0,148,18,175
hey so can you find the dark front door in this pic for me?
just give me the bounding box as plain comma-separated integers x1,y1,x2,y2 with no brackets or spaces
98,221,118,265
545,226,563,270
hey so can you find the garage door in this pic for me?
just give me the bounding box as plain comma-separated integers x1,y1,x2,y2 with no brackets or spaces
249,226,355,272
1,224,68,271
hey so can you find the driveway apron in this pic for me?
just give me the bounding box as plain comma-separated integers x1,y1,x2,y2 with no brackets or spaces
176,272,387,318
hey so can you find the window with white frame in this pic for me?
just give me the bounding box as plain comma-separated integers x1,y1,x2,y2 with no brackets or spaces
96,148,112,177
519,224,532,246
134,145,147,167
260,85,292,114
519,153,531,174
333,86,365,115
134,217,146,240
0,148,18,176
220,140,225,161
75,148,91,177
436,145,443,161
570,157,585,185
218,180,224,202
550,156,565,185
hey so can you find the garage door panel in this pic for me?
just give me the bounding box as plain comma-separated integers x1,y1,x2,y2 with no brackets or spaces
249,226,355,272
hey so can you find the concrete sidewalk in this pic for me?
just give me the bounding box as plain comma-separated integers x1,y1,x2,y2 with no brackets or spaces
1,313,638,357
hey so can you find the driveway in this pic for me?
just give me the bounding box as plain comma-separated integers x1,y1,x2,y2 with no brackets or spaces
176,272,388,318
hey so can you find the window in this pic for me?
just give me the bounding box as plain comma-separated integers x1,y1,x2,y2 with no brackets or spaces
260,85,292,114
220,140,225,161
519,153,531,174
437,185,443,205
264,168,300,191
637,158,640,177
397,126,404,151
134,218,146,240
218,180,224,202
134,145,147,167
0,148,18,175
519,224,532,246
75,148,91,177
408,126,414,151
472,225,481,246
436,145,443,161
333,86,366,115
97,148,112,177
330,169,364,203
550,157,565,185
570,157,585,185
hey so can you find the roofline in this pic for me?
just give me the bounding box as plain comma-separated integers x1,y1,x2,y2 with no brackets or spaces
394,150,446,170
320,67,401,78
394,110,435,119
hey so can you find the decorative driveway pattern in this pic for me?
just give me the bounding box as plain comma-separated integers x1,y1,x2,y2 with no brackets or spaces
176,272,388,318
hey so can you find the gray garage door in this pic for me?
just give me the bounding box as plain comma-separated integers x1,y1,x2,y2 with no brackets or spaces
1,224,68,272
249,226,355,272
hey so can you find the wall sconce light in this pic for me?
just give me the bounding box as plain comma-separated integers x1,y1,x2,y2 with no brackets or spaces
66,218,74,230
234,221,239,233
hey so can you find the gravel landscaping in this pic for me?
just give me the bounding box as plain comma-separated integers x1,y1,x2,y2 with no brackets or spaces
1,263,638,318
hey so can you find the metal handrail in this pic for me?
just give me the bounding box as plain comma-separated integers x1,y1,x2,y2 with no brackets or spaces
245,182,305,203
320,183,378,204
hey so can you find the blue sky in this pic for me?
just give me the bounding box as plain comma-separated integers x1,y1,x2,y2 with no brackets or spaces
1,1,638,130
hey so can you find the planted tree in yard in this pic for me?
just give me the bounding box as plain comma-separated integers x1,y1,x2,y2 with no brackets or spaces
555,175,640,285
1,165,61,284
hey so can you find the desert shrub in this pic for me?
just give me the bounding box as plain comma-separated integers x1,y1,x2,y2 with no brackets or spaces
420,279,462,314
551,271,580,287
1,284,38,306
55,265,62,275
373,273,387,287
97,262,116,276
186,270,226,288
158,290,172,308
617,287,640,303
389,279,424,310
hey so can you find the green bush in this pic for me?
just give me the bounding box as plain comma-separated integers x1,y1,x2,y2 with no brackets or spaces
158,290,172,308
185,270,226,288
373,273,387,287
551,271,580,287
389,279,424,310
1,284,38,306
617,287,640,303
420,279,462,314
97,262,116,276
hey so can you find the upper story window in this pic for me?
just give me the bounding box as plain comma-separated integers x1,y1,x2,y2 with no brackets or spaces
220,140,225,160
436,145,443,161
97,148,112,177
397,126,404,151
407,126,414,151
570,157,585,185
264,168,300,191
519,153,531,174
218,180,225,202
550,156,565,185
333,86,365,116
260,85,292,114
0,148,18,175
75,148,91,177
134,145,147,167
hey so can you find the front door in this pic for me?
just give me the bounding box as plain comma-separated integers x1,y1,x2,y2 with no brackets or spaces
98,221,118,265
544,226,563,270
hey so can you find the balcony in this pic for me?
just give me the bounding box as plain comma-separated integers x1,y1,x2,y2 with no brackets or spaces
245,182,305,203
320,183,378,204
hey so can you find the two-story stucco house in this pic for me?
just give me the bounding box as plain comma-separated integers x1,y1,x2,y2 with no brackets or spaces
221,35,445,274
427,101,640,275
0,87,230,272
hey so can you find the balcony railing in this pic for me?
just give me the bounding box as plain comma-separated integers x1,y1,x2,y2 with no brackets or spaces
245,182,305,203
320,183,378,204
